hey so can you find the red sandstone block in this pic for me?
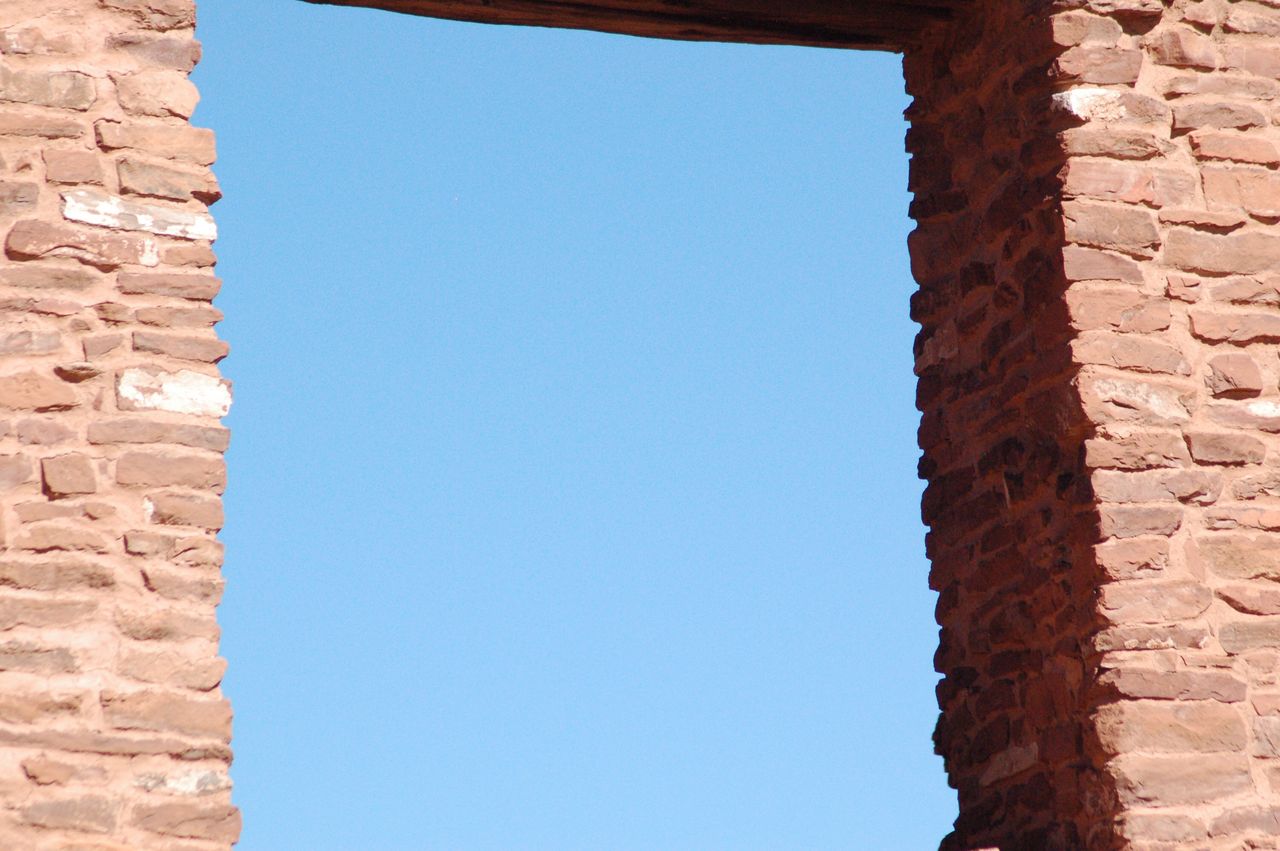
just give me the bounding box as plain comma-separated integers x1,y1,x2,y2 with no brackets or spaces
1095,623,1210,651
115,607,219,642
1145,25,1217,68
100,690,231,739
1098,580,1213,623
116,70,199,119
6,219,159,269
1186,432,1266,465
1062,247,1145,284
146,490,224,529
1173,100,1268,132
95,120,215,166
12,522,108,554
0,558,114,591
1062,128,1166,160
1223,42,1280,78
1062,159,1197,207
118,156,220,203
1165,228,1280,274
40,453,96,497
0,110,84,140
1190,309,1280,343
1209,806,1280,839
136,304,223,328
0,66,95,111
1212,276,1280,305
1079,372,1191,426
43,149,103,185
132,802,241,843
1095,700,1246,753
1218,585,1280,616
133,331,228,363
103,0,196,30
1098,667,1246,702
1205,352,1264,398
120,647,226,691
1204,506,1280,532
1226,3,1280,36
107,33,203,71
0,371,77,411
1193,131,1280,166
1054,45,1144,84
1119,812,1208,844
118,271,220,300
1221,620,1280,653
1099,504,1183,539
1072,332,1189,374
1204,165,1280,218
88,418,229,452
1199,534,1280,580
1092,469,1222,504
1066,289,1169,333
1085,432,1189,470
1206,401,1280,433
117,450,226,492
20,795,116,834
1052,11,1123,46
1235,472,1280,500
1095,535,1170,579
141,563,224,604
1063,201,1160,254
1110,753,1252,805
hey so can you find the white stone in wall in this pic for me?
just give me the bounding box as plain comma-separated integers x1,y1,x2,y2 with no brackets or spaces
61,188,216,241
118,368,231,417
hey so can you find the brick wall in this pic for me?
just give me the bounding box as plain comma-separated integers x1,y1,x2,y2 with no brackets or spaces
908,0,1280,847
0,0,238,847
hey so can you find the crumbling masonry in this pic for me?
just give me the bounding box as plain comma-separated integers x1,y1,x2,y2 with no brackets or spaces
0,0,1279,848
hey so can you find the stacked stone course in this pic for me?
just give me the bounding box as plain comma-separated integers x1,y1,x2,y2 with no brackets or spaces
0,0,238,847
908,0,1280,846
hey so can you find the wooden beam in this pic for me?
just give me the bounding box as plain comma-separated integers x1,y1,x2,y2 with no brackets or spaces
300,0,957,50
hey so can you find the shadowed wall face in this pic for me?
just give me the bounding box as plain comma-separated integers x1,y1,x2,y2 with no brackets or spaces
0,0,237,846
908,0,1280,847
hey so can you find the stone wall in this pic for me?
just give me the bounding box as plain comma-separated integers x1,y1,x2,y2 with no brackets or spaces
908,0,1280,847
0,0,238,847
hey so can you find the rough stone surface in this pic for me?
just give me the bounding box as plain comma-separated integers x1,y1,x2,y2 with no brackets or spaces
0,1,235,847
905,0,1280,846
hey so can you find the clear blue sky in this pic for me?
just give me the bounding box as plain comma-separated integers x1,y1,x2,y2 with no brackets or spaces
193,2,956,847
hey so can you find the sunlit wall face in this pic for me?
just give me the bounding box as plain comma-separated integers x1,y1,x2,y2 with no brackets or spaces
193,4,953,848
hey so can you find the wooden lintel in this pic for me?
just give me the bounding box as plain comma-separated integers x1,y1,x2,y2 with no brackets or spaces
300,0,957,51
